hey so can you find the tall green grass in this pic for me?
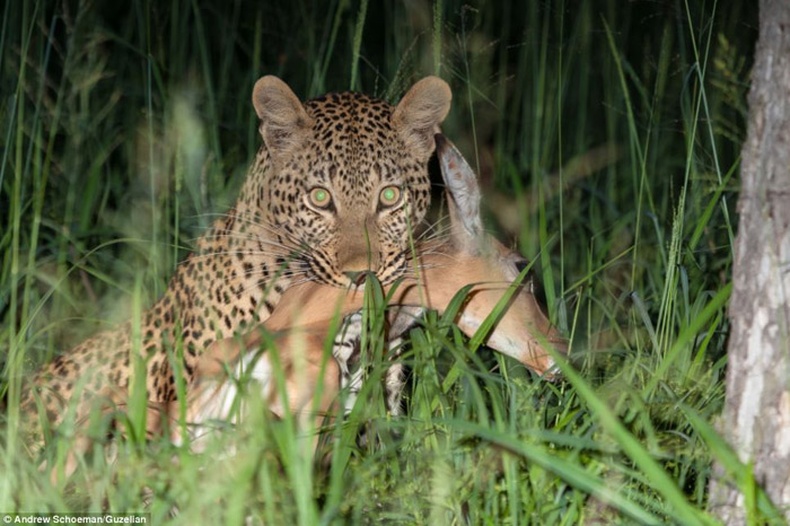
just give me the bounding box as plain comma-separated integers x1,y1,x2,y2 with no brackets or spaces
1,0,769,523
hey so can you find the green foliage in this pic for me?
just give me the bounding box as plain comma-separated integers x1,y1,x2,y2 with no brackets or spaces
0,0,767,523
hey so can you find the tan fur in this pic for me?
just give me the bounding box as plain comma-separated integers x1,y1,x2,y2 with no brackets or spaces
174,326,341,453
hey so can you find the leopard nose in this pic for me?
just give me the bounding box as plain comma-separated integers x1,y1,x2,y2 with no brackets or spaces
343,270,370,287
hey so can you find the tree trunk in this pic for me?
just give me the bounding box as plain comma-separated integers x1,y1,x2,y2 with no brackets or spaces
708,0,790,523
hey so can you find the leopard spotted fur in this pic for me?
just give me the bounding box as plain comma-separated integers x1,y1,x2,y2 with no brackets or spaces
20,76,451,456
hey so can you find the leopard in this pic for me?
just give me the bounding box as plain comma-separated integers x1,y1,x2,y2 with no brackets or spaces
19,75,452,466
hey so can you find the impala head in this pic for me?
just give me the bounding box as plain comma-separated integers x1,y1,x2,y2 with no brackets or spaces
425,134,567,376
249,76,452,287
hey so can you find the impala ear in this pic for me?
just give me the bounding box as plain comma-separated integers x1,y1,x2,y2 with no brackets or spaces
435,134,483,253
252,76,313,161
392,76,452,162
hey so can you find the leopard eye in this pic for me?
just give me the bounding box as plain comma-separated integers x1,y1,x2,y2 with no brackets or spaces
379,185,402,208
308,187,332,209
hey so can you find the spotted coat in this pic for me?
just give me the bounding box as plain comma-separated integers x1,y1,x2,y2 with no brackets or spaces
20,76,451,453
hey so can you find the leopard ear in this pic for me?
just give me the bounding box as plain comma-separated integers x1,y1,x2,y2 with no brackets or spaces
252,76,313,160
392,76,452,162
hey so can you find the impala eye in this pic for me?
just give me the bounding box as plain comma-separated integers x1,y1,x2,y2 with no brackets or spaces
308,187,332,209
379,186,402,208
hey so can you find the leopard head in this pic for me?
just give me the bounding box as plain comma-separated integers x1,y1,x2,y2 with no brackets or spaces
250,76,451,287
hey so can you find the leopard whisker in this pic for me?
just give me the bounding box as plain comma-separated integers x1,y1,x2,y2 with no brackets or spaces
413,215,452,241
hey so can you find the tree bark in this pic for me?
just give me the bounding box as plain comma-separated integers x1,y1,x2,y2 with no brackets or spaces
708,0,790,523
